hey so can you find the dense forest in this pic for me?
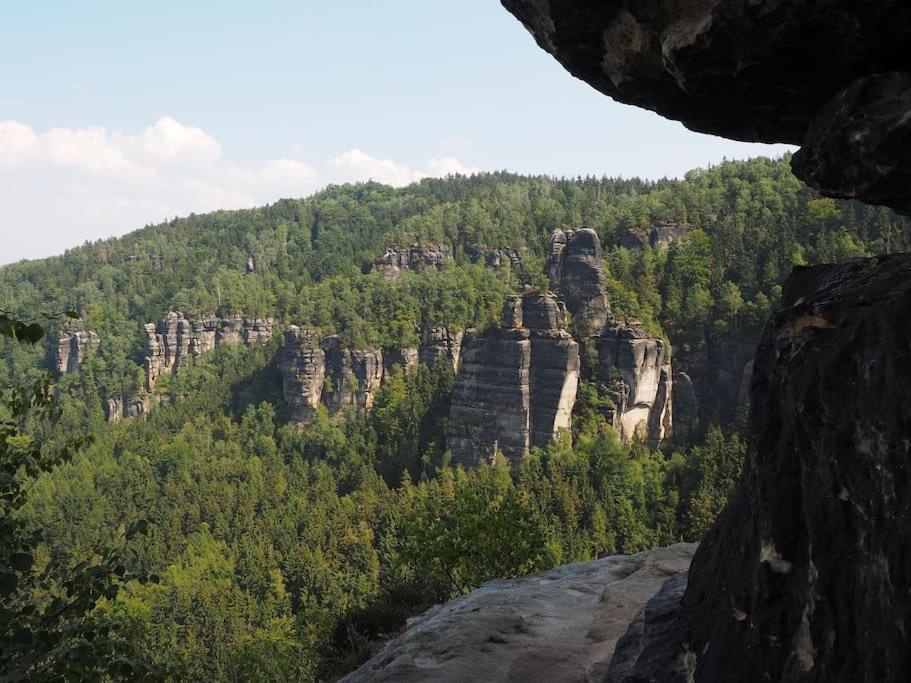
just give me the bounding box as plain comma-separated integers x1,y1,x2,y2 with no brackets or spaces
1,155,907,679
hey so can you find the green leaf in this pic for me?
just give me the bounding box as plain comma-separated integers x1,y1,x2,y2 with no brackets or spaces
64,310,80,319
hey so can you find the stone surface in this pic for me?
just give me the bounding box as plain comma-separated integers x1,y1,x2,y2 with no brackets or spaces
105,393,151,422
545,228,612,337
671,371,700,442
55,330,99,375
382,346,419,376
466,245,524,270
276,326,326,424
447,292,580,466
342,543,695,683
144,312,276,390
418,327,463,372
321,336,384,414
501,1,911,145
597,322,672,444
374,244,453,279
611,254,911,681
619,220,688,251
792,72,911,215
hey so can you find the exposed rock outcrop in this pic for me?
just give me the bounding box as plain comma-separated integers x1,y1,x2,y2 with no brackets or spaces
792,72,911,215
374,244,453,279
418,327,462,372
55,330,99,375
343,543,696,683
321,336,384,414
465,245,523,270
597,322,672,444
671,371,700,442
276,326,326,424
619,220,688,251
382,346,419,375
105,393,151,422
501,1,911,146
545,228,611,337
144,312,276,390
447,292,579,466
608,254,911,682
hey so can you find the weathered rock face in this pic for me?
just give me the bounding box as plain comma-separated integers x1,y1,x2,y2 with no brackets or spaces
671,371,700,442
321,336,384,414
501,1,911,146
447,291,579,466
144,312,276,390
466,245,523,270
105,393,151,422
55,330,99,375
276,326,326,424
619,220,688,251
342,543,696,683
545,228,611,337
418,327,463,372
792,72,911,215
374,243,453,279
597,322,672,444
609,255,911,681
382,346,419,376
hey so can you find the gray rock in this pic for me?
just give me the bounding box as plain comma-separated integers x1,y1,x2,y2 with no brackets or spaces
447,292,579,466
597,322,672,445
55,329,99,375
342,543,695,683
374,243,453,279
419,327,463,372
276,326,326,425
546,228,611,338
792,72,911,215
501,1,911,145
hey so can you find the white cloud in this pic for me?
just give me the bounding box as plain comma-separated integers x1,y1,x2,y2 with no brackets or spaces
0,118,479,263
329,148,478,187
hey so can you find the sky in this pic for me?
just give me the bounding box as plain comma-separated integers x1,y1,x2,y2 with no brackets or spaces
0,1,791,264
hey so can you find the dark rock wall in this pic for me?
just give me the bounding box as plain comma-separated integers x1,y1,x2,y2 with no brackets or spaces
611,255,911,681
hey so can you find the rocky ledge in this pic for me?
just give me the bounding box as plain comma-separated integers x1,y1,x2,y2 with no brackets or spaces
343,543,695,683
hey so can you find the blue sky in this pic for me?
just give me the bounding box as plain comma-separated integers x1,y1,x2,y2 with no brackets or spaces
0,1,790,263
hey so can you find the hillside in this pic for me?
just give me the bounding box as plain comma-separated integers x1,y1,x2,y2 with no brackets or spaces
1,156,908,679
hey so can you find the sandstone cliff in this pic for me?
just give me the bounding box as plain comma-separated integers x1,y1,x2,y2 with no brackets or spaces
597,322,673,444
446,291,580,466
544,228,611,338
277,328,452,426
144,312,275,390
373,243,452,279
501,2,911,680
55,329,99,375
343,543,695,682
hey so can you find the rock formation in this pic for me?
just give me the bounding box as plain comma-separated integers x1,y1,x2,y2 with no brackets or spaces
342,543,696,682
465,245,523,270
619,220,688,251
105,393,151,422
501,2,911,680
609,255,911,682
321,336,384,414
418,327,462,372
597,322,672,444
144,312,276,390
446,291,579,466
544,228,611,337
791,72,911,215
276,326,326,424
373,244,453,279
382,346,419,376
671,372,700,442
55,330,99,375
277,331,432,426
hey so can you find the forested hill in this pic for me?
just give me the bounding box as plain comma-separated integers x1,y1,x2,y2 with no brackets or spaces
2,154,905,391
1,155,908,679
